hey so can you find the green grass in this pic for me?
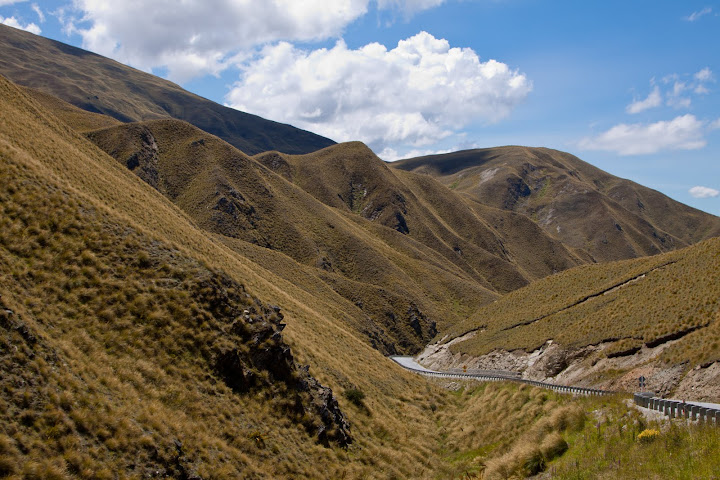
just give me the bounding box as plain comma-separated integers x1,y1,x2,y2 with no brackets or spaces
548,398,720,479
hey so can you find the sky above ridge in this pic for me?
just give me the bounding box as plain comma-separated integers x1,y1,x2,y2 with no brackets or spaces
2,0,720,215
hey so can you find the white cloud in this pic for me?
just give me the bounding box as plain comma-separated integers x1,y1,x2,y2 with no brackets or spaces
578,114,708,155
70,0,370,82
379,146,455,161
636,69,715,110
0,15,40,34
666,81,692,108
626,86,662,114
66,0,449,82
227,32,531,151
711,118,720,130
0,0,27,6
685,7,712,21
689,186,719,198
695,67,713,82
31,3,44,23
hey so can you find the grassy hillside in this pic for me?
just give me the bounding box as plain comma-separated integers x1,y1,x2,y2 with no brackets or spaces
442,236,720,396
261,144,583,291
83,119,500,353
0,24,335,155
2,66,720,479
0,69,451,478
393,147,720,263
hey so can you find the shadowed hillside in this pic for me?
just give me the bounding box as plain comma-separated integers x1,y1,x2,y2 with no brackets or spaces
258,145,583,292
393,147,720,263
0,24,335,155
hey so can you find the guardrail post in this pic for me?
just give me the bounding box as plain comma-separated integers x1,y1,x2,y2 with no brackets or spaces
691,405,699,421
698,407,708,424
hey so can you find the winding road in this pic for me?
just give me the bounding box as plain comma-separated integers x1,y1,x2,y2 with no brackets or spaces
392,355,720,424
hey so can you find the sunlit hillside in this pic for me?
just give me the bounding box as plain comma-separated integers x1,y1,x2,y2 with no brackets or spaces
440,237,720,397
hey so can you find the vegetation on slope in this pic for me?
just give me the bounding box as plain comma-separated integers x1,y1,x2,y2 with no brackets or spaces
261,143,582,292
84,119,492,353
445,237,720,379
426,382,720,480
393,147,720,263
0,56,606,480
0,24,335,155
2,57,719,479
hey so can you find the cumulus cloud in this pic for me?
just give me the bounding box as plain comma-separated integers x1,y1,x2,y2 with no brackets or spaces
0,15,40,34
689,186,719,198
626,86,662,114
378,146,455,161
65,0,449,82
685,7,712,21
578,114,708,155
69,0,369,81
226,32,531,151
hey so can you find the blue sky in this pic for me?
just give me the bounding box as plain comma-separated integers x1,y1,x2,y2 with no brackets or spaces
2,0,719,214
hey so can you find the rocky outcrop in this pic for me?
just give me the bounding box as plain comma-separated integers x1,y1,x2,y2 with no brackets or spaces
200,273,352,447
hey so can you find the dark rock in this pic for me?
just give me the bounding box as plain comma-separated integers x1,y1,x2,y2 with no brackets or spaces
394,212,409,234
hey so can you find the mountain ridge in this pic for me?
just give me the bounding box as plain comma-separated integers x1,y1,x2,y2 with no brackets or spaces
0,24,336,155
392,147,720,263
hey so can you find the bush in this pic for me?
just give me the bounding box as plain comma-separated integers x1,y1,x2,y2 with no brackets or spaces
343,388,366,407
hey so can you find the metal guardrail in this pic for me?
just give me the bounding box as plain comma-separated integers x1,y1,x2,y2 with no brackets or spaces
391,356,612,396
633,392,720,425
392,358,719,422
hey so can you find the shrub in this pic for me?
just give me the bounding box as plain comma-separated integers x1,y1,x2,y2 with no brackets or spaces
343,388,366,407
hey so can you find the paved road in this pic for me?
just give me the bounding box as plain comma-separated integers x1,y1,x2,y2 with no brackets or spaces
391,356,437,372
390,356,611,396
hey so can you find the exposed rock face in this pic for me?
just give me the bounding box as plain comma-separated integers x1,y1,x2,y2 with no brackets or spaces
418,335,720,402
125,126,160,189
203,274,352,447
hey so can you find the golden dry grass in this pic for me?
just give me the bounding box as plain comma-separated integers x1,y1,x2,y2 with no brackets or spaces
446,237,720,369
0,61,593,480
393,147,720,263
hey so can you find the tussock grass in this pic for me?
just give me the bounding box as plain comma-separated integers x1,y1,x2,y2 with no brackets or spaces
447,238,720,369
0,63,588,479
393,146,720,263
546,396,720,479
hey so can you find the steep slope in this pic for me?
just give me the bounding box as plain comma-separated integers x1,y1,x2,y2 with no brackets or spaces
422,237,720,400
393,147,720,263
1,65,509,479
258,145,583,293
0,24,335,154
84,119,496,353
